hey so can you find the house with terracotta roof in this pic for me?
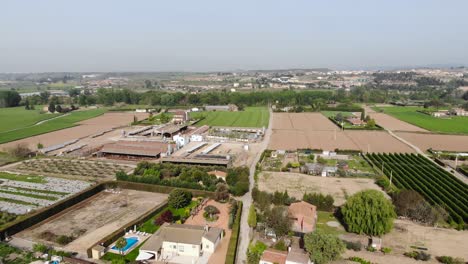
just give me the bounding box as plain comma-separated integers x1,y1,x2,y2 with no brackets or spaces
260,249,288,264
288,201,317,235
208,170,227,179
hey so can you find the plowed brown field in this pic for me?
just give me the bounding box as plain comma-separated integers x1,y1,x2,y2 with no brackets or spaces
268,113,414,153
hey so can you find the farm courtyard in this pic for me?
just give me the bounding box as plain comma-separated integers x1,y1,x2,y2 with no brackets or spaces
257,171,387,206
15,189,168,256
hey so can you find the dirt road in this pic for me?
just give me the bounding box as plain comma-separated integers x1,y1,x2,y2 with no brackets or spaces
236,107,273,264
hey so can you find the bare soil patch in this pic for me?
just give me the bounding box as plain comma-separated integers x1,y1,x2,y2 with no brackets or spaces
15,189,167,255
268,113,414,152
368,112,428,132
257,171,387,205
341,219,468,262
396,132,468,152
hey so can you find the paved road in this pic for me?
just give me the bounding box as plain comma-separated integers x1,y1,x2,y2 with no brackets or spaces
236,108,273,264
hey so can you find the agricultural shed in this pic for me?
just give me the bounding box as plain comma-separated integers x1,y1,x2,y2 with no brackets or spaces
99,140,172,158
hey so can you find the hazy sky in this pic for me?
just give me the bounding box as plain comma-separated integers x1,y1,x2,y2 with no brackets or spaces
1,0,467,72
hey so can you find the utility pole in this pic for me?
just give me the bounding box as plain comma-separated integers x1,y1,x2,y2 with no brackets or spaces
381,161,385,174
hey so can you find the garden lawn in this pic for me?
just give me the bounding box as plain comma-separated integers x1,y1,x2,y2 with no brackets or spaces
101,243,144,263
0,106,60,133
375,106,468,134
315,211,345,235
190,107,269,127
0,108,107,144
138,200,198,234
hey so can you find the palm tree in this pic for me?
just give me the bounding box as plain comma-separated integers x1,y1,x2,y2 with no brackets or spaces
115,237,127,257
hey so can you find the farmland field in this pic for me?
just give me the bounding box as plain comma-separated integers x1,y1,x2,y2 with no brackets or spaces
0,112,149,151
0,108,107,144
0,171,91,216
190,107,269,127
268,113,414,152
366,153,468,227
0,106,60,133
375,106,468,134
8,158,134,181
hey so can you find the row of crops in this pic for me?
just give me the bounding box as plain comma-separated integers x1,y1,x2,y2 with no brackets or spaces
366,153,468,226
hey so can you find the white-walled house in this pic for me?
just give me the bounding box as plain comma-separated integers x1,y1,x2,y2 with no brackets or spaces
137,223,223,262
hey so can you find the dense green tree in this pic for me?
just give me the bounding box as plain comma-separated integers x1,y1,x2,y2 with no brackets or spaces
214,182,229,201
341,190,396,236
115,237,127,256
0,91,21,107
303,192,334,211
265,206,291,237
48,102,56,113
304,229,345,264
168,189,192,209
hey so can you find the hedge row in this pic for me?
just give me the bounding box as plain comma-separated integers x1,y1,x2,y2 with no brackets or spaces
0,183,105,240
328,116,384,131
225,201,242,264
457,167,468,177
322,105,364,112
110,181,216,198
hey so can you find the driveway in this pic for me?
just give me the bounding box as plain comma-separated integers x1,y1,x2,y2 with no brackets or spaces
236,107,273,264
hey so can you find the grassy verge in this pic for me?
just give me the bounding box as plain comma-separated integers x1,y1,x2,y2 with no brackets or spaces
225,201,242,264
0,188,58,201
0,172,46,184
0,108,107,144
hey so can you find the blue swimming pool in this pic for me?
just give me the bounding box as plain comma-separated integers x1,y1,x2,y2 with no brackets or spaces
112,237,139,251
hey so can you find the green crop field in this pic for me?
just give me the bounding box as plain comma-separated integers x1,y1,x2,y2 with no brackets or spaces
190,107,269,127
0,106,61,133
0,108,107,144
366,153,468,227
375,106,468,134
